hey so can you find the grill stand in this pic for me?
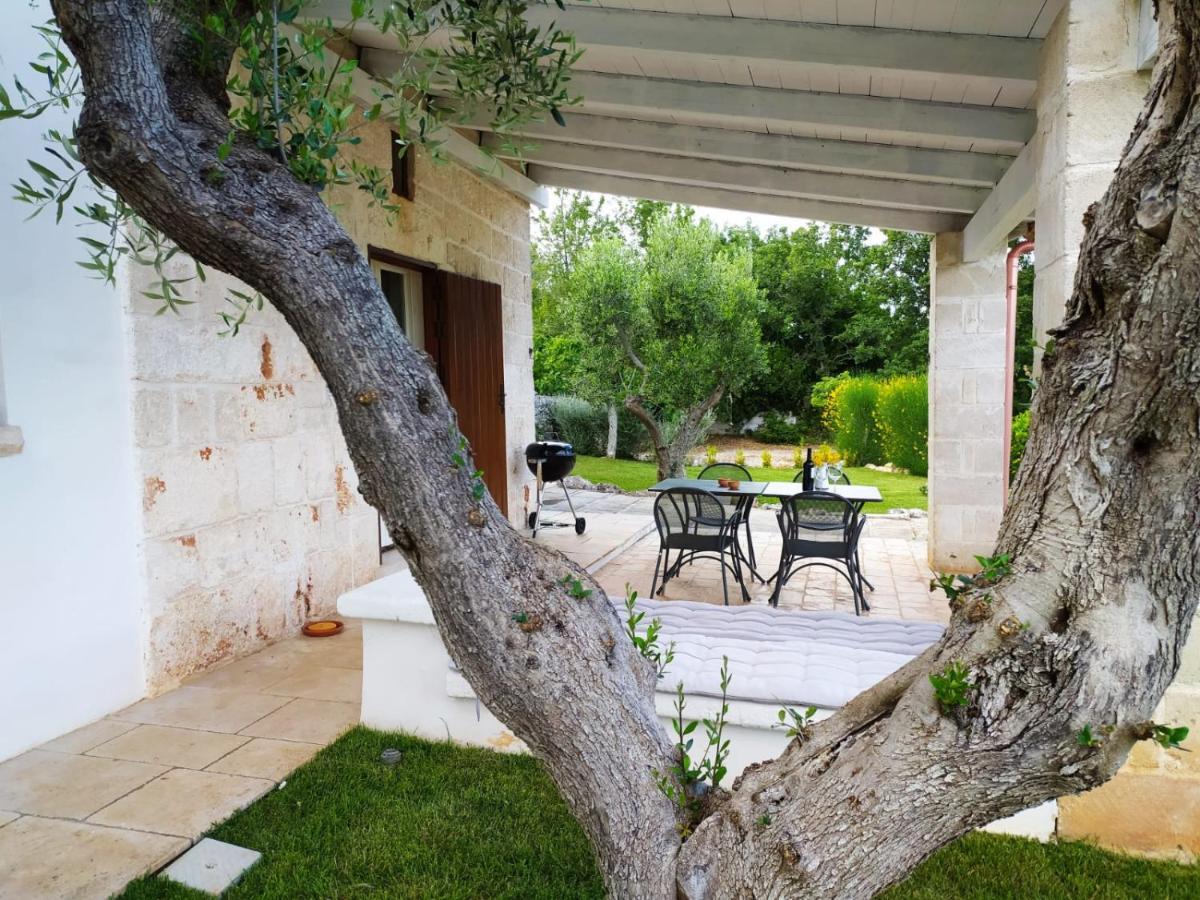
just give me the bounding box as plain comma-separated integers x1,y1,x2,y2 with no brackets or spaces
528,459,586,538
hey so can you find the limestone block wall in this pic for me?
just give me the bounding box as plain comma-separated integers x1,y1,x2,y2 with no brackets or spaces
128,119,534,691
1032,0,1149,355
927,233,1008,572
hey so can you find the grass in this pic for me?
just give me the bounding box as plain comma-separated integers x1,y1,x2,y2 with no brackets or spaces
573,454,929,511
118,728,1200,900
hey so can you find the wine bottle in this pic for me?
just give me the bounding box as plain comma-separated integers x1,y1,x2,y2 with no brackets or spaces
802,446,815,491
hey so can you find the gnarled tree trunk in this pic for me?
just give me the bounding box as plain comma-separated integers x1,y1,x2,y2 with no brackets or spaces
49,0,1200,897
627,384,724,480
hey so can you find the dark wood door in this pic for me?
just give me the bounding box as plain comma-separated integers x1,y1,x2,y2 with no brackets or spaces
426,271,508,515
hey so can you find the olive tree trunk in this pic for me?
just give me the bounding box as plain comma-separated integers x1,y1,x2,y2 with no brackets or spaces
606,403,619,458
626,385,724,480
51,1,1200,898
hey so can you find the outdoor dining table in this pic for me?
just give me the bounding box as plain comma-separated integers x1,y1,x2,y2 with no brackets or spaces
647,477,884,601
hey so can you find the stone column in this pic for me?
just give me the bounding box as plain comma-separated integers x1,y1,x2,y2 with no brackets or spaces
1032,0,1149,363
927,232,1008,573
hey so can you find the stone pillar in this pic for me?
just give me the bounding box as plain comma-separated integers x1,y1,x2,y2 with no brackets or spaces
1032,0,1149,364
927,232,1008,573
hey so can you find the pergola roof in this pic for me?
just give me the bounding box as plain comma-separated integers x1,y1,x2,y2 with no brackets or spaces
313,0,1064,236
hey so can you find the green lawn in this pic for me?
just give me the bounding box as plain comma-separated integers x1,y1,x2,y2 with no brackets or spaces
573,454,929,511
119,728,1199,900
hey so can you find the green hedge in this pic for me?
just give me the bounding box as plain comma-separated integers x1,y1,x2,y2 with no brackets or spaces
753,410,807,445
875,374,928,476
825,376,883,466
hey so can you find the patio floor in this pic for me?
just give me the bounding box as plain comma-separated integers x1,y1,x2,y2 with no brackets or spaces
0,489,942,899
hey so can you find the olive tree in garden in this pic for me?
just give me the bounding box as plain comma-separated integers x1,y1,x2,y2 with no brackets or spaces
5,1,1200,897
566,217,766,480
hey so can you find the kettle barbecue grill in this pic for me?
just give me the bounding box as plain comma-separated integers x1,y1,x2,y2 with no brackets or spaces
525,440,586,537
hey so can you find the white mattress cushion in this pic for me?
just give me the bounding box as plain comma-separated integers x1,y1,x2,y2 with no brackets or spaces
625,597,943,710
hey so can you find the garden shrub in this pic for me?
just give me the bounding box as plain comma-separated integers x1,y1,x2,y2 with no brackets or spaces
875,374,928,476
810,371,852,412
536,395,649,459
825,376,883,466
753,410,807,445
1010,409,1031,480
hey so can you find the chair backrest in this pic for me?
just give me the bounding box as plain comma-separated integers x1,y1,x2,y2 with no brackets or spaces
698,462,753,482
778,491,856,543
653,487,729,542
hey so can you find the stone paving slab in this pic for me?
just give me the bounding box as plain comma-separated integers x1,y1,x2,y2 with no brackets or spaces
205,737,321,781
0,816,187,900
0,811,19,827
89,768,274,839
88,724,250,771
40,719,139,755
0,750,167,820
113,686,292,734
238,697,359,744
161,837,262,895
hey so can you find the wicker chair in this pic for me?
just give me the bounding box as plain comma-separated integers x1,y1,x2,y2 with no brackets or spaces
698,462,758,575
651,487,749,606
771,491,868,614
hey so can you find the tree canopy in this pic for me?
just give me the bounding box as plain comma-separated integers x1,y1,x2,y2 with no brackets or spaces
565,213,765,477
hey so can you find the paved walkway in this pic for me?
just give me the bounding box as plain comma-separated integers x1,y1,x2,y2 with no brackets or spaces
0,489,940,899
0,623,364,900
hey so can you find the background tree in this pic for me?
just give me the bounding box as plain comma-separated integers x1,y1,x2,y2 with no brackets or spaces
568,216,766,478
6,1,1200,897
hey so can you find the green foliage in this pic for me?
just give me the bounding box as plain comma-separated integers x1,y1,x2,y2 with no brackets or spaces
705,445,718,465
567,217,765,425
623,587,675,680
1011,409,1031,481
559,574,592,601
809,371,852,412
761,450,773,469
536,395,647,459
533,333,583,397
875,373,928,476
930,554,1011,611
775,705,818,741
826,376,883,465
753,411,807,445
1076,725,1103,749
654,658,733,837
1149,723,1190,750
734,448,746,467
929,660,973,711
4,2,578,332
974,553,1012,583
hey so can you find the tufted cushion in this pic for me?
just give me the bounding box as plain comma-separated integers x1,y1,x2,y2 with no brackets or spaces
625,597,944,710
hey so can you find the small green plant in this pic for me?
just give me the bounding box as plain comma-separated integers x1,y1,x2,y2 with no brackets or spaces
1150,724,1190,750
559,574,593,601
929,660,973,712
973,553,1012,583
755,813,772,828
792,445,803,468
653,657,734,837
511,612,529,624
931,553,1013,610
761,449,773,469
1076,724,1102,749
449,429,487,500
734,448,746,467
705,445,718,465
776,705,818,740
623,586,675,679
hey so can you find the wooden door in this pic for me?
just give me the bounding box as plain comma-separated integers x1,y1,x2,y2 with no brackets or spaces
426,272,508,515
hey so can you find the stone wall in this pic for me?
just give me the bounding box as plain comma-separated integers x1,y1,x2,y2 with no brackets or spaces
1034,1,1200,860
128,119,534,691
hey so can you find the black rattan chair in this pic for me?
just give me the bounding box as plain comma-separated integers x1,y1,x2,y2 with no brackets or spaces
770,491,868,614
651,487,750,606
791,467,872,590
699,462,758,575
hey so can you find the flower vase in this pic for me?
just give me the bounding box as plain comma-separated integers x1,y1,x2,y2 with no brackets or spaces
814,463,829,490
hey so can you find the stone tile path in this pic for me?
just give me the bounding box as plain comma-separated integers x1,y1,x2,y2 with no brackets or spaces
0,491,940,899
0,622,363,900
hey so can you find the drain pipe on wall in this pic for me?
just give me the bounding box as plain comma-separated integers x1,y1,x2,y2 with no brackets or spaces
1004,235,1035,502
